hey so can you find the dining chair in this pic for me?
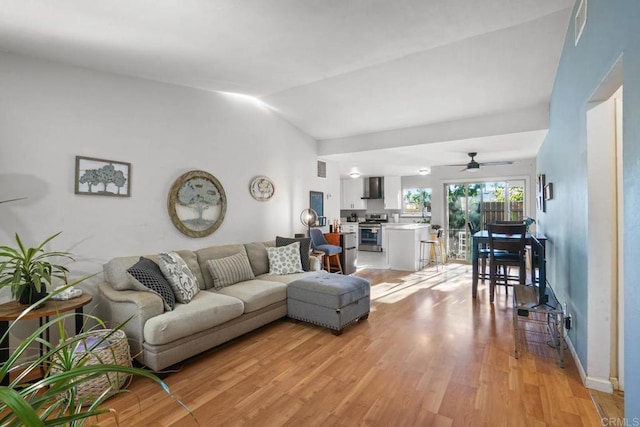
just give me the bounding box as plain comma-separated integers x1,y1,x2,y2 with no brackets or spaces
487,223,527,302
495,220,535,278
309,228,343,274
468,222,488,281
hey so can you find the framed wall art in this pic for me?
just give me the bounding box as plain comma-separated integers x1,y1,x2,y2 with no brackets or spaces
249,176,275,201
168,170,227,238
544,183,554,201
537,173,546,212
75,156,131,197
309,191,326,226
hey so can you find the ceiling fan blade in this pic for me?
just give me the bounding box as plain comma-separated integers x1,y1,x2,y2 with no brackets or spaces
478,161,514,166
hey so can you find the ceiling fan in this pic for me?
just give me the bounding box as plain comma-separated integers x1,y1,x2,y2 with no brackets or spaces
451,152,514,172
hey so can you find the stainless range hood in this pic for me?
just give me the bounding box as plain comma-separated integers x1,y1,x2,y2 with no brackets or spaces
361,177,383,199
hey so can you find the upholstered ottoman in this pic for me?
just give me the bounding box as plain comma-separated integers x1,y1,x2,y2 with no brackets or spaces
287,273,370,335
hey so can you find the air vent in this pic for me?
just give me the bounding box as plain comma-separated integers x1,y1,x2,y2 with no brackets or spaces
317,160,327,178
575,0,587,46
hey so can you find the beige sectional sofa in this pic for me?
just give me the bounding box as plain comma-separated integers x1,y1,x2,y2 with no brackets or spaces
97,241,321,371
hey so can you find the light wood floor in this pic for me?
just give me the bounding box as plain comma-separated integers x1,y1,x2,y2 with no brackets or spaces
97,264,602,426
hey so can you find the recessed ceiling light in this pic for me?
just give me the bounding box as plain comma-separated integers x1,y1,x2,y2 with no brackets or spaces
418,168,431,175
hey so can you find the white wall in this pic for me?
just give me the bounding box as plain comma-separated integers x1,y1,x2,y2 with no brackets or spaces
0,51,338,306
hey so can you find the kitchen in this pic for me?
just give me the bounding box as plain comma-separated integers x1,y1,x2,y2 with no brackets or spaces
337,176,435,272
328,160,538,273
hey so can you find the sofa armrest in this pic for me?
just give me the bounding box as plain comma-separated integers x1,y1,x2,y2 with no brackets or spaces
97,281,164,359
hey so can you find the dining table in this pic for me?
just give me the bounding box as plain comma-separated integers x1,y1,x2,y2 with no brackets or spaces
471,230,547,299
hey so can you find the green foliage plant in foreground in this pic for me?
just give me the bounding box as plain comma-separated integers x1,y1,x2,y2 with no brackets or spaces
0,283,195,426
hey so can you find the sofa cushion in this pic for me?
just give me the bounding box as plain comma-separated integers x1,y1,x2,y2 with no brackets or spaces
127,257,176,311
158,252,199,303
104,256,145,291
205,251,256,290
196,244,247,289
267,242,304,275
257,270,326,285
143,291,244,346
276,236,311,271
167,251,204,291
215,279,286,313
104,250,204,291
244,241,271,276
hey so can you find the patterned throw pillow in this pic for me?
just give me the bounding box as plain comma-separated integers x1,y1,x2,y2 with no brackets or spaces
158,252,200,304
275,236,311,271
206,251,256,290
127,257,176,311
267,241,304,275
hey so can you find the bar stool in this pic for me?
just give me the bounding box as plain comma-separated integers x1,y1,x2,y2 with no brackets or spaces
419,229,443,271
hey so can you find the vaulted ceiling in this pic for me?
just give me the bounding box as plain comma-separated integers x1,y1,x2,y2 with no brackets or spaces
0,0,574,176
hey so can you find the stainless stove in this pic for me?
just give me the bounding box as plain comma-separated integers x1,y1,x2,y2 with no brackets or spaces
358,214,388,252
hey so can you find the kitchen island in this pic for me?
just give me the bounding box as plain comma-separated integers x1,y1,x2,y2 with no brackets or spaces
383,223,431,271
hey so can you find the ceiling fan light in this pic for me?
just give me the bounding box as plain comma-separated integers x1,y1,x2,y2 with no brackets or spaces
418,168,431,175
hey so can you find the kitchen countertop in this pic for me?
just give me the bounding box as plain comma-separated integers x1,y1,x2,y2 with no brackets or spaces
383,223,431,230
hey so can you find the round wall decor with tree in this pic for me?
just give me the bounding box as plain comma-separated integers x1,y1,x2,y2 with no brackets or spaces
167,170,227,237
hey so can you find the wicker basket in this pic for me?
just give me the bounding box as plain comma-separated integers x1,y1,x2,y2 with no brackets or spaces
51,329,132,406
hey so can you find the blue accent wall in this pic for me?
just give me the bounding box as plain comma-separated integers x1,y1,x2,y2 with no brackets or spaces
538,0,640,416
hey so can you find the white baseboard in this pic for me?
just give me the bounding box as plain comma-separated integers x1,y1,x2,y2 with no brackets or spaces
586,376,614,393
566,335,587,383
566,334,614,393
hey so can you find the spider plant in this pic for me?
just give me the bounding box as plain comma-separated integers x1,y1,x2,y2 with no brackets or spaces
0,232,72,304
0,284,194,426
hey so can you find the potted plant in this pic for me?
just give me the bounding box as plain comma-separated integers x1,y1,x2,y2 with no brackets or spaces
0,284,193,426
524,217,536,232
0,232,72,305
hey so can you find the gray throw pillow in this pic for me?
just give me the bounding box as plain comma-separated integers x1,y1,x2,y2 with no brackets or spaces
158,252,199,304
276,236,311,271
127,257,176,311
267,241,304,275
206,251,256,290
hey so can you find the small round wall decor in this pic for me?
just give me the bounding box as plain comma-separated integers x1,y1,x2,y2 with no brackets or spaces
168,170,227,237
249,176,275,201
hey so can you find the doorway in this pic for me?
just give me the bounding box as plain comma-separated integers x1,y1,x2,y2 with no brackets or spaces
445,180,526,261
586,72,623,392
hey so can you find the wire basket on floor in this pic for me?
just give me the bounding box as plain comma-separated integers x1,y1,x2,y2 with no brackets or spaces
51,328,132,406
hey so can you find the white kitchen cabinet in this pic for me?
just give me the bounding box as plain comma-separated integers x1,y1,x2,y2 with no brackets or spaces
383,176,402,210
341,178,367,210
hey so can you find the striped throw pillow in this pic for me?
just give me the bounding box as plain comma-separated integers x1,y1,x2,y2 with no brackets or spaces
206,251,256,290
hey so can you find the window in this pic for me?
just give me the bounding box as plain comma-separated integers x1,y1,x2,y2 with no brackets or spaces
445,180,527,261
402,188,432,217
